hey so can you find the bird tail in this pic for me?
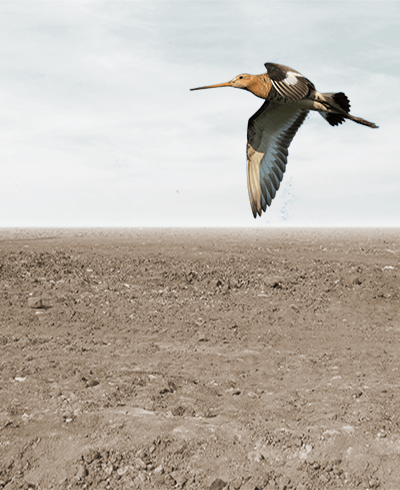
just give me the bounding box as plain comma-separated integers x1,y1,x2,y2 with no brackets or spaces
320,92,378,128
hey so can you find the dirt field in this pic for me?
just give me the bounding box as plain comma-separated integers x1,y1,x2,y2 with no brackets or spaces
0,228,399,490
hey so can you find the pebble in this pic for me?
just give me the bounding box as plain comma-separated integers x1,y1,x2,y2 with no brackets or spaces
153,465,164,476
136,449,146,459
279,476,291,489
28,297,44,308
247,451,264,463
86,379,100,388
117,466,129,476
264,276,285,288
82,448,100,464
209,479,228,490
50,385,62,397
164,475,176,486
231,477,243,489
76,464,87,480
133,474,146,486
152,474,166,486
174,474,188,487
319,474,329,484
134,457,147,470
103,464,114,476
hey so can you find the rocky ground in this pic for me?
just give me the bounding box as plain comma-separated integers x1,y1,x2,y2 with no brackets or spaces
0,227,399,490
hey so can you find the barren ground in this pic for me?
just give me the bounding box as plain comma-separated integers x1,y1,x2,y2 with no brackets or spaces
0,228,399,490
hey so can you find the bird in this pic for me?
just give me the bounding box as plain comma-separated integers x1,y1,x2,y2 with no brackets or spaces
190,62,378,218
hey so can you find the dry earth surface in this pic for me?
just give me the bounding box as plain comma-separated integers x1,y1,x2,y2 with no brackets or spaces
0,227,399,490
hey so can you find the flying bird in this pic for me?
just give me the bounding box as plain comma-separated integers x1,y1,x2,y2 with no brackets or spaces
191,62,378,218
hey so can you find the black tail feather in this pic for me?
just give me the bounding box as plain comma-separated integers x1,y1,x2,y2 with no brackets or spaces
333,92,351,113
325,113,346,126
320,92,378,128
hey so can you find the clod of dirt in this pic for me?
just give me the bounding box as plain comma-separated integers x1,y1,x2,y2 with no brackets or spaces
134,457,147,470
264,276,285,288
153,464,164,475
76,463,87,480
82,448,101,464
27,297,44,308
86,378,100,388
247,451,264,463
209,478,228,490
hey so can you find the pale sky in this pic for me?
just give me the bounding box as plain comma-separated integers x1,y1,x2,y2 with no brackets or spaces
0,1,399,227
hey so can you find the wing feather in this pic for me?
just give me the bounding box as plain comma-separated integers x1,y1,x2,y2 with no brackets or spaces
264,62,315,102
247,100,309,218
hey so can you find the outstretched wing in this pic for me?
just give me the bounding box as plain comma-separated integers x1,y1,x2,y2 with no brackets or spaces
247,100,309,218
264,62,315,101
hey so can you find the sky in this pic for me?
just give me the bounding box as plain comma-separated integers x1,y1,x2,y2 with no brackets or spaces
0,1,399,227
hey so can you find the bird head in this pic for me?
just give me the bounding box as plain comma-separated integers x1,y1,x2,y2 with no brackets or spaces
190,74,253,92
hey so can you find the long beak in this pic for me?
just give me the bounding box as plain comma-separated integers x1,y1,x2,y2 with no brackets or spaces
190,81,233,91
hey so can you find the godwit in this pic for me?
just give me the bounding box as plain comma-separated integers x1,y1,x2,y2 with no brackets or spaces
191,62,378,218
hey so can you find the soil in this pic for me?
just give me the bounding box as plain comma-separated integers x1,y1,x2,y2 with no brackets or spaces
0,227,399,490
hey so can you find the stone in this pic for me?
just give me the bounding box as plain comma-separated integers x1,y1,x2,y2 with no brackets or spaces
231,478,243,489
134,458,147,470
152,474,166,486
76,464,87,480
117,466,130,476
264,276,285,289
82,448,100,464
209,478,228,490
247,451,264,463
278,476,291,489
103,464,114,476
153,465,164,476
86,379,100,388
28,297,44,308
174,474,188,487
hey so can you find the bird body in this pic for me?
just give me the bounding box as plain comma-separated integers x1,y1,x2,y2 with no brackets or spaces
191,62,378,218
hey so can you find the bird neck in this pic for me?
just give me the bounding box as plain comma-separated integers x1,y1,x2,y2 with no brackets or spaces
245,74,271,99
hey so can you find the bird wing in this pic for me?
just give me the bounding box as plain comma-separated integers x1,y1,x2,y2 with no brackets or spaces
247,100,309,218
264,62,315,101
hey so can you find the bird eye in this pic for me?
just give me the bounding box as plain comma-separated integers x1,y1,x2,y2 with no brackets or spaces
239,76,243,79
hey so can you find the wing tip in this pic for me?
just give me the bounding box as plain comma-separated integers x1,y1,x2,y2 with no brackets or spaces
250,198,268,219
